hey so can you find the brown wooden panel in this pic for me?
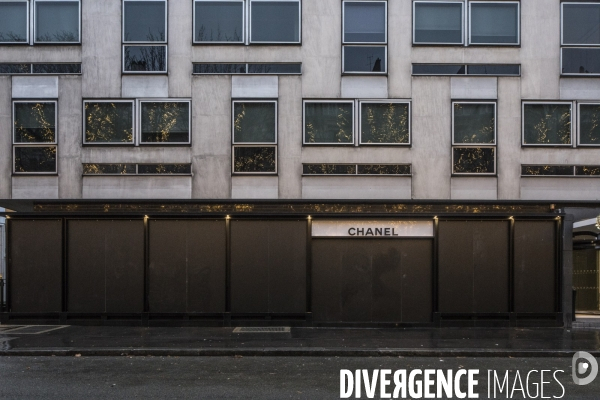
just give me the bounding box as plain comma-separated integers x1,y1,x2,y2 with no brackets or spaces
514,221,557,313
438,221,474,313
439,221,509,314
9,219,62,313
149,220,226,313
312,239,432,323
473,221,509,313
230,220,307,314
68,220,144,313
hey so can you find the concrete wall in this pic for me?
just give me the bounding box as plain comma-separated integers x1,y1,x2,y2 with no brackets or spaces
0,0,597,201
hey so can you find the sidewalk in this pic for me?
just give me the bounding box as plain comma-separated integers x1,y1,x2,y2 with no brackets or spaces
1,325,600,357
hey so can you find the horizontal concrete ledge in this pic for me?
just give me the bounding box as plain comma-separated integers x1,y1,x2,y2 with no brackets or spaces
0,348,595,358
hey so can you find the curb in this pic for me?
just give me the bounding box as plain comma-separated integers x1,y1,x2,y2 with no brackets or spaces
0,348,597,358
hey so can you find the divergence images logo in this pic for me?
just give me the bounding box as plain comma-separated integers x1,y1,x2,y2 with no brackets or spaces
572,351,598,386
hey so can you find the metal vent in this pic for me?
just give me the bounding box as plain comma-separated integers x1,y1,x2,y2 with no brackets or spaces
0,325,68,335
233,327,290,333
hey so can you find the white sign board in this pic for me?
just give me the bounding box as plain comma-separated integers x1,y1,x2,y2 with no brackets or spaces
311,220,434,238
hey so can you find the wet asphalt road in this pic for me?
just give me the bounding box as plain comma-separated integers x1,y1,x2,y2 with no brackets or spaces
0,356,599,399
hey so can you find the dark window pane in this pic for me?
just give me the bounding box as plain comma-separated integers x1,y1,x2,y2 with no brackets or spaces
521,165,574,176
576,166,600,176
251,1,300,43
124,46,167,72
247,63,302,74
14,102,56,143
344,2,386,43
303,164,356,175
580,104,600,145
141,102,190,143
453,103,495,144
470,3,519,44
193,63,247,74
0,2,28,42
414,2,463,44
14,146,56,173
138,164,192,174
562,48,600,75
233,146,276,173
412,64,465,75
357,164,411,175
84,102,134,143
562,4,600,45
124,0,166,42
32,64,81,74
233,102,276,143
453,147,495,174
35,1,79,42
467,64,520,75
344,46,386,73
195,1,244,42
83,164,136,174
361,103,410,144
304,103,353,144
0,64,31,74
523,104,572,145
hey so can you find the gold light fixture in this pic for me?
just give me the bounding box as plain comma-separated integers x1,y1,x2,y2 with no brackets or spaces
596,215,600,230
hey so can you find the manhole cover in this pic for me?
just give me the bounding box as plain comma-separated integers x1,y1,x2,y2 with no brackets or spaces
233,327,290,333
0,325,69,335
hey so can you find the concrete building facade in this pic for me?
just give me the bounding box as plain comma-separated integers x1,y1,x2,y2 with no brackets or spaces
0,0,598,327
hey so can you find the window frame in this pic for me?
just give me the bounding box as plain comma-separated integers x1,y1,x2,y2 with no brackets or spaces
451,101,497,146
560,2,600,75
82,99,136,146
138,99,192,145
302,99,355,146
451,146,496,176
577,102,600,147
342,0,388,45
122,44,168,74
12,99,58,175
342,45,388,74
560,47,600,77
193,0,246,44
467,1,520,46
231,99,278,145
358,100,412,146
412,0,465,46
248,0,302,45
521,101,574,147
122,0,168,44
33,0,81,45
231,144,278,175
0,0,29,45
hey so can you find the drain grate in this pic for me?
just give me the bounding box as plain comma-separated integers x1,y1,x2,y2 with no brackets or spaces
233,327,290,333
0,325,69,335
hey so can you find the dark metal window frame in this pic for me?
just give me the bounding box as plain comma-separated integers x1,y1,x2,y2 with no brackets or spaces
12,99,58,175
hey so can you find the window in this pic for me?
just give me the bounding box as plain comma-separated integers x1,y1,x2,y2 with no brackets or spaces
232,101,277,174
83,99,191,145
452,102,496,175
0,63,82,74
123,0,167,73
562,2,600,75
522,102,572,146
413,1,519,46
522,165,600,177
343,1,387,73
0,0,81,45
303,100,411,146
83,163,192,175
412,64,520,76
193,63,302,74
578,103,600,146
84,101,134,144
193,0,301,45
303,164,411,175
13,101,57,174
